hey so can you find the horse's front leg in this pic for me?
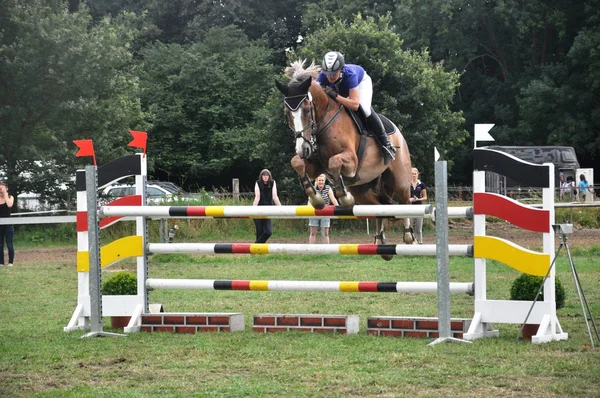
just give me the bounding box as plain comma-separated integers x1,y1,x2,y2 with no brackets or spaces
291,155,325,209
403,218,415,244
328,151,357,208
374,218,393,261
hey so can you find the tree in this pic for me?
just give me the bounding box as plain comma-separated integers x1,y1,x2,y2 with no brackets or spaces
0,1,146,207
138,26,275,189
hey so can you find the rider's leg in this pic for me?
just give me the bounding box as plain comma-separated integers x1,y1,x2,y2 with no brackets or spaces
367,111,395,165
357,74,395,165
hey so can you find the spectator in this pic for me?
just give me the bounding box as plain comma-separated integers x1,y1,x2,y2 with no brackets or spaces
0,182,15,267
578,174,595,201
308,175,339,244
409,168,427,244
252,169,281,243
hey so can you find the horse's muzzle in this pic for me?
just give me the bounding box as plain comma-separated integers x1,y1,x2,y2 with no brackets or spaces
299,143,312,159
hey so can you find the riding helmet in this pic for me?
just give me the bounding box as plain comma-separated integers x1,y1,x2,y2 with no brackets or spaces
321,51,345,75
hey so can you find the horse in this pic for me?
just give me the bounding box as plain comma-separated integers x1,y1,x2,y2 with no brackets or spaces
275,60,414,252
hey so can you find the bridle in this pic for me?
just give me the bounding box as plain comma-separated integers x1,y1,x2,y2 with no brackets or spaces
283,92,343,158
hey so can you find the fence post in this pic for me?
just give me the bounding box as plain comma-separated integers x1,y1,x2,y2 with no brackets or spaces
233,178,239,200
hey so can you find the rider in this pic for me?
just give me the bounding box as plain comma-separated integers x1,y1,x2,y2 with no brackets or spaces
316,51,396,165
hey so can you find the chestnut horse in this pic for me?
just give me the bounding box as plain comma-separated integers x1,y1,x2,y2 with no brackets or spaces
275,60,414,250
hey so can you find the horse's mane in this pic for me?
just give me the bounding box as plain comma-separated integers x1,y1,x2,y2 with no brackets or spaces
285,59,321,85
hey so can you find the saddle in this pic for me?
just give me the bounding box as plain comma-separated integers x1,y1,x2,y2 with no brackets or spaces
347,106,395,137
343,107,396,184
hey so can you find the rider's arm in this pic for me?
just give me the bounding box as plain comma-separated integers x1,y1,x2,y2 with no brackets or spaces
334,87,360,111
253,182,260,206
272,181,282,206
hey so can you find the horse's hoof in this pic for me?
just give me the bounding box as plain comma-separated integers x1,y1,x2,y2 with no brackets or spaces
381,254,393,262
310,196,325,210
339,195,355,208
403,232,415,245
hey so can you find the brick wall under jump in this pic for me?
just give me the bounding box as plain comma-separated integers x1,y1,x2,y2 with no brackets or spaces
138,313,470,337
253,314,360,334
367,316,471,338
141,312,244,333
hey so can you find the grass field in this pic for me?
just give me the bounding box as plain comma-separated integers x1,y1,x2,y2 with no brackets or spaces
1,244,599,397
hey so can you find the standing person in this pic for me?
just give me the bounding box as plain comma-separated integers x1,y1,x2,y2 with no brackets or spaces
578,174,595,201
562,176,576,201
252,169,282,243
409,168,427,244
308,174,339,244
317,51,396,165
0,182,15,267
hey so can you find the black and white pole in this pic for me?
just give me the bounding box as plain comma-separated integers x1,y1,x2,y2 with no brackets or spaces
430,148,471,345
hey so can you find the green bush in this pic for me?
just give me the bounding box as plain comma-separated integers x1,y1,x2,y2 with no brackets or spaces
510,273,565,309
101,271,137,295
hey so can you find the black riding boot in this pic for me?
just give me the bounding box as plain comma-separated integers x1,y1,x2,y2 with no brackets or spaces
367,112,396,165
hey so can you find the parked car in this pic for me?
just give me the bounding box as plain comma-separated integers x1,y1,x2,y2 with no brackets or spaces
100,182,189,205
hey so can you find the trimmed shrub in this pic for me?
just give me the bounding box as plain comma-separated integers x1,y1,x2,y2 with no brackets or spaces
510,273,565,309
102,271,137,295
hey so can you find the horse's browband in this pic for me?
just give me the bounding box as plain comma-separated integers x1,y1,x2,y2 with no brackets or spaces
284,94,307,111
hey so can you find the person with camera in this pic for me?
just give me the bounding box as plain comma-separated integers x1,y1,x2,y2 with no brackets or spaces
0,182,15,267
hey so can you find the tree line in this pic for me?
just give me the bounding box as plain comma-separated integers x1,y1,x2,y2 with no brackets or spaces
2,0,598,206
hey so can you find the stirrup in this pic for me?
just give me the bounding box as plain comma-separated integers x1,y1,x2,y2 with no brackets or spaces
382,146,395,165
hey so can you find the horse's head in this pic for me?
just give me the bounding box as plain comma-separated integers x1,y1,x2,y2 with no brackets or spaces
276,76,318,159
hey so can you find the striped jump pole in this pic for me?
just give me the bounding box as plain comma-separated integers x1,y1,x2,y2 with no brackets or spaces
100,204,473,219
146,279,474,295
147,243,473,257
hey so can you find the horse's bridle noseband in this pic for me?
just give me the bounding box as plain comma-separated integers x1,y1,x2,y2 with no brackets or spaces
283,93,342,158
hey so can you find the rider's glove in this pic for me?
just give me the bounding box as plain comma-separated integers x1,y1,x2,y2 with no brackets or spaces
323,86,338,100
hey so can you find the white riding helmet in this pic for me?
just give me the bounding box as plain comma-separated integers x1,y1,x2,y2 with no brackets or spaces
321,51,345,75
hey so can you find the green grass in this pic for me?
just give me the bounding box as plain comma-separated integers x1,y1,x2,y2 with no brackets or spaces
1,248,600,397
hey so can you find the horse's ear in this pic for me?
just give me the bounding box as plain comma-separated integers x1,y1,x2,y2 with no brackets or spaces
275,79,289,96
299,76,312,93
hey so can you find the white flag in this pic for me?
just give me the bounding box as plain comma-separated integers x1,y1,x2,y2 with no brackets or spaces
474,124,495,148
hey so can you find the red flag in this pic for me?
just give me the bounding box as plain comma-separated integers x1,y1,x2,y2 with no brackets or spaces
128,130,147,156
73,139,96,166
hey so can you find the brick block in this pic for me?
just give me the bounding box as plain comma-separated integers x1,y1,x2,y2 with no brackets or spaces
451,321,464,331
143,315,164,325
404,331,428,338
208,316,231,325
324,318,346,327
300,317,324,327
254,316,276,326
176,326,197,333
164,316,185,325
417,320,439,330
277,316,300,326
199,326,220,332
267,327,289,333
381,330,402,337
186,315,207,325
368,318,390,328
392,319,414,329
